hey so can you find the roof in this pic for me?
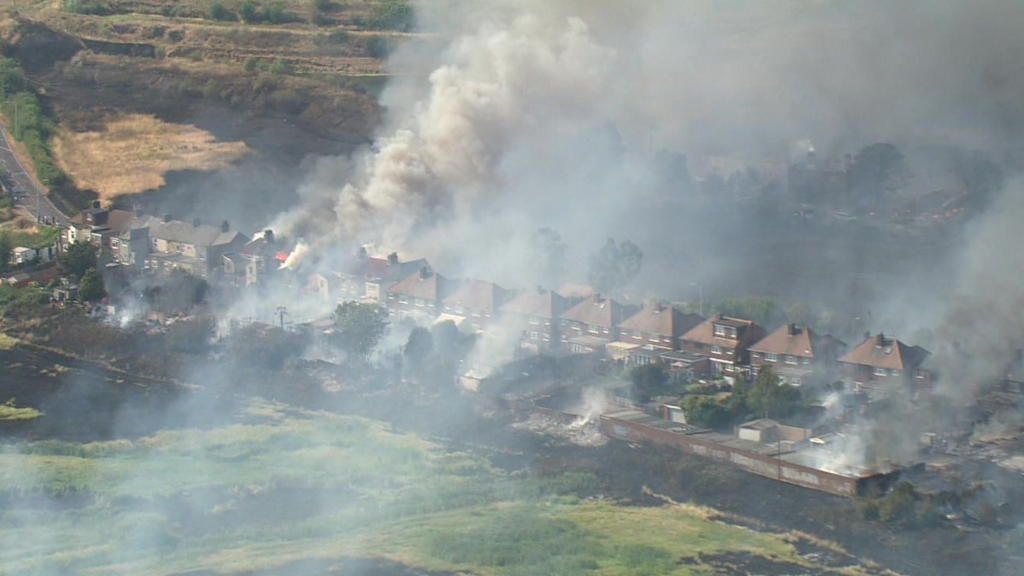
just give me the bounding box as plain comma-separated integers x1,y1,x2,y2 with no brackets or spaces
501,287,569,319
557,283,596,299
749,324,846,359
680,314,764,347
443,280,514,313
619,304,703,338
148,219,240,247
739,418,779,431
838,333,930,371
355,255,431,283
434,313,467,327
560,294,638,329
387,269,459,301
659,350,707,363
105,210,137,234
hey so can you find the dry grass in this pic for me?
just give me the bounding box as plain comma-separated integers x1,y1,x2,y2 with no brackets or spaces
54,113,250,199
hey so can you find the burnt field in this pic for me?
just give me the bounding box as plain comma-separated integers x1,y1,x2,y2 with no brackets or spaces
0,341,1019,576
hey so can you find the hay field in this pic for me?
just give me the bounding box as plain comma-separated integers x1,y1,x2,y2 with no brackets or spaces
53,114,250,200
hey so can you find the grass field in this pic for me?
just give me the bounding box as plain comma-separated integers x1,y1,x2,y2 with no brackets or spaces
0,399,896,576
53,114,250,199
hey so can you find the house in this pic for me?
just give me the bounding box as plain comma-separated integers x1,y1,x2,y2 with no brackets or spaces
364,252,432,303
224,231,285,288
559,294,639,354
142,216,250,279
441,280,515,334
678,313,766,377
65,203,137,251
386,268,460,321
837,333,930,394
617,302,704,357
501,286,572,352
749,324,847,386
311,251,432,303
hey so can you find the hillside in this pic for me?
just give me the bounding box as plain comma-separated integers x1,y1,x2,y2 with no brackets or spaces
0,0,423,223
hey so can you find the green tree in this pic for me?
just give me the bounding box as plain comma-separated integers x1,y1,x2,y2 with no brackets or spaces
710,295,782,329
848,143,910,205
58,241,98,279
206,0,232,21
333,302,388,362
878,481,917,526
785,302,816,329
0,231,11,273
747,367,801,419
78,268,106,302
630,363,667,404
242,56,258,72
268,58,292,75
366,0,413,31
312,0,331,12
260,1,288,23
239,0,258,23
588,238,643,294
403,326,433,371
680,395,729,428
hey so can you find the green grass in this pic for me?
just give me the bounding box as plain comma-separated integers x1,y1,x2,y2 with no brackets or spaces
5,225,61,250
0,399,41,421
0,333,18,350
0,398,889,576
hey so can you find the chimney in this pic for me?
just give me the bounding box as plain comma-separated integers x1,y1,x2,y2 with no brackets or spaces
864,331,871,342
91,200,101,209
221,220,229,233
387,252,398,266
163,214,172,223
713,313,723,321
787,323,797,336
654,301,663,313
806,150,817,164
419,266,429,280
193,218,201,227
264,230,274,244
875,333,885,347
357,246,368,261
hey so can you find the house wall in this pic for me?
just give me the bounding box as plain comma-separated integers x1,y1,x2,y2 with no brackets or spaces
600,414,860,497
386,293,438,320
559,320,614,350
619,329,676,350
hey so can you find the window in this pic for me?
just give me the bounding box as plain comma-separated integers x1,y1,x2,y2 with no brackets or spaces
648,333,660,342
530,332,538,341
764,352,777,362
785,355,798,365
529,317,540,325
801,357,811,365
874,367,887,376
694,343,705,350
632,330,643,340
713,325,726,337
711,345,721,354
542,334,550,341
588,324,600,333
398,295,408,304
890,369,901,377
415,298,425,307
751,352,761,358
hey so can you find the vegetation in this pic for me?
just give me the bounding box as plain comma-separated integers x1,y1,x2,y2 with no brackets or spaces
588,237,643,294
629,363,668,403
0,57,67,186
57,240,97,279
77,267,106,302
0,399,883,576
679,367,802,429
332,301,388,362
357,0,414,32
0,398,42,421
206,0,234,21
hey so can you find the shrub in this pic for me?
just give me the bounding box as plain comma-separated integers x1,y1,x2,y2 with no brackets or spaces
242,56,258,72
365,35,391,59
365,0,413,32
327,28,350,43
260,1,288,24
239,0,258,23
268,58,292,75
312,0,331,12
206,1,233,21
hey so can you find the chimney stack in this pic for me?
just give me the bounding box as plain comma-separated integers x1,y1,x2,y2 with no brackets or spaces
221,220,230,233
357,246,368,261
875,333,885,347
163,214,172,223
654,301,663,313
264,230,274,244
787,323,797,336
91,200,101,209
387,252,398,266
419,266,429,280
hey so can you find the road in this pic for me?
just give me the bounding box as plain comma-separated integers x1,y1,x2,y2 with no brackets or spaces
0,121,69,226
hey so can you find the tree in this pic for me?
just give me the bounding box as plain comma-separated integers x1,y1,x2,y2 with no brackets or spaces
403,326,433,370
630,363,667,404
711,295,782,330
206,0,233,21
588,238,643,294
530,227,567,287
58,241,97,279
785,302,816,329
0,231,11,273
239,0,258,23
848,143,910,205
242,56,258,72
333,302,388,362
312,0,331,12
680,395,729,429
747,367,802,419
78,268,106,302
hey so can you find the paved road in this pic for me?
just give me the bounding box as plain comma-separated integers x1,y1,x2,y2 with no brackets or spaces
0,122,69,226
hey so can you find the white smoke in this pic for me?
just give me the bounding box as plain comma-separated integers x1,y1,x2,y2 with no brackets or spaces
279,241,309,270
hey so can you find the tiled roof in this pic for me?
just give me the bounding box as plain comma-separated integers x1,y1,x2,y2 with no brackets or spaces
680,314,764,347
838,333,929,371
443,280,514,313
502,287,569,319
557,283,596,299
560,295,638,328
749,324,846,359
149,220,229,247
387,269,459,301
619,304,703,338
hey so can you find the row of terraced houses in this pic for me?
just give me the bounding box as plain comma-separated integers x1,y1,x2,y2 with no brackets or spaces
314,251,933,396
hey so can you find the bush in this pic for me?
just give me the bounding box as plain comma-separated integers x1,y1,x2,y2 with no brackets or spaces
260,1,289,23
365,35,391,59
364,0,413,31
268,58,292,75
312,0,331,12
239,0,258,23
327,28,350,43
206,1,234,21
242,56,258,72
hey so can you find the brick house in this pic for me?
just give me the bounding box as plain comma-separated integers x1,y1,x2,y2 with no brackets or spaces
501,286,572,352
66,203,137,253
559,294,639,354
678,313,766,377
749,324,847,386
616,302,704,359
130,215,249,279
837,333,930,394
386,268,459,321
441,280,516,334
